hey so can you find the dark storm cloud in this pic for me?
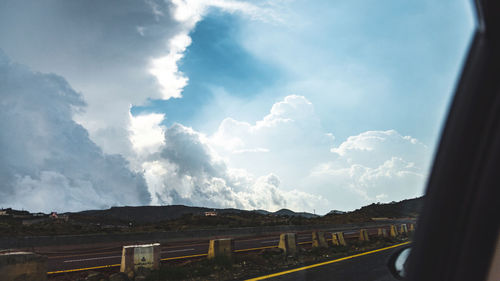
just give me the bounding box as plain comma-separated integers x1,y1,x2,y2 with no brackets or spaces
0,51,150,212
0,0,186,155
0,0,177,86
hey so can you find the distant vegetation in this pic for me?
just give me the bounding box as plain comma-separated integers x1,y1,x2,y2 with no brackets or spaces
0,197,422,237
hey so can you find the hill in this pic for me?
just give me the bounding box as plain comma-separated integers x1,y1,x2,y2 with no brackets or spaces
67,205,319,224
350,197,422,218
272,209,318,218
316,197,423,224
68,205,250,224
0,197,423,237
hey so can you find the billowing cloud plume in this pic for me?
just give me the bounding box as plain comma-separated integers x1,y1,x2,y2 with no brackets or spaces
0,0,275,158
0,1,434,214
137,123,327,212
129,113,166,157
0,52,150,212
0,0,295,213
133,95,429,213
210,95,334,183
0,0,177,156
208,95,430,211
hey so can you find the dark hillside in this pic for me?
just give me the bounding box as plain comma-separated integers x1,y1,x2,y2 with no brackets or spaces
68,206,319,224
0,197,423,237
351,197,422,218
69,205,248,224
317,197,422,224
273,209,318,218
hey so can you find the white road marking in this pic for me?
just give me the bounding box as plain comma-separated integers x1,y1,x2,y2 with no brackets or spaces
63,248,195,263
260,240,280,244
163,248,195,253
239,237,279,243
64,255,121,263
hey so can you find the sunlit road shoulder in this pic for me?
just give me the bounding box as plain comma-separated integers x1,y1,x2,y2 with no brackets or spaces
247,244,405,281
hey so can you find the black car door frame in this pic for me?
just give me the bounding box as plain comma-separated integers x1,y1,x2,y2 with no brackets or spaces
407,1,500,280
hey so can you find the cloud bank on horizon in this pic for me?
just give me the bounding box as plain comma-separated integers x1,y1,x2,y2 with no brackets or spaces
0,0,474,213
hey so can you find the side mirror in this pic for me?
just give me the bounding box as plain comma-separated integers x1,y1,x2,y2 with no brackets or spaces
387,246,411,280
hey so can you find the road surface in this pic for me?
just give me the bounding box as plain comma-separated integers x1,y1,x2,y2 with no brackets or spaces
247,243,406,281
37,224,412,274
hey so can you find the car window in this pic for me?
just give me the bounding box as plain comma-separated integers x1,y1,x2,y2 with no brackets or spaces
0,1,475,280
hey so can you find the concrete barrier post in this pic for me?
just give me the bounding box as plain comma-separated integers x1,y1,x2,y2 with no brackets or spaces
409,224,415,232
331,233,340,246
332,232,347,246
390,225,398,238
359,229,369,241
208,238,234,259
312,231,328,248
378,228,388,238
336,232,347,246
278,233,297,256
400,224,408,236
120,243,160,274
0,252,47,281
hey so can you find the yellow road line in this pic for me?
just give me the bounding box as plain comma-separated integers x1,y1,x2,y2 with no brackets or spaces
245,241,411,281
46,235,391,275
161,244,284,261
47,263,120,274
48,253,212,274
50,238,323,259
47,242,211,259
235,245,276,252
161,253,207,261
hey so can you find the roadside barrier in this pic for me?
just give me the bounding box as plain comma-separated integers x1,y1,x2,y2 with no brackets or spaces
0,252,47,281
45,223,415,275
120,243,160,274
208,238,234,259
331,233,339,246
359,229,369,241
278,233,297,256
378,228,388,238
400,224,408,236
331,232,347,246
312,231,328,248
390,225,398,238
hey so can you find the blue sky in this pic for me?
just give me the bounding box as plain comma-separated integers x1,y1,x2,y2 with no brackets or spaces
0,0,475,213
134,0,474,145
132,11,279,129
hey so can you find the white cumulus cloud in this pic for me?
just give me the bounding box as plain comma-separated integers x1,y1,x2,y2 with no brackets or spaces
208,95,430,212
129,112,166,156
0,52,150,212
309,130,430,209
0,1,434,214
137,122,327,212
135,95,430,213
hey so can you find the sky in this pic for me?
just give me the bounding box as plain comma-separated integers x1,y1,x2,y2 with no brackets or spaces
0,0,475,214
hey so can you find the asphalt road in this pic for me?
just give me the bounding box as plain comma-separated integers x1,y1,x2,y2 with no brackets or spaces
250,243,404,281
45,232,317,272
43,226,391,273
